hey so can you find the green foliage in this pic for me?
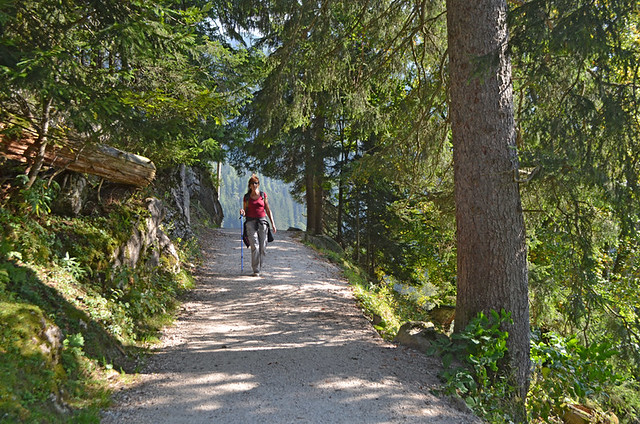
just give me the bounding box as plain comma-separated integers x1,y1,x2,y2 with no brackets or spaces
14,175,60,217
527,330,623,422
63,333,85,357
327,248,430,340
0,180,199,421
0,204,55,265
353,282,407,340
0,1,638,422
60,253,87,281
428,310,516,422
512,0,640,390
377,198,457,291
0,0,257,182
0,302,105,423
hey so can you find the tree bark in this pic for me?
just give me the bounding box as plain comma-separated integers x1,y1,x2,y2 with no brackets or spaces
305,135,317,234
216,161,222,198
25,97,53,189
446,0,530,404
313,171,324,235
312,101,326,236
1,129,156,187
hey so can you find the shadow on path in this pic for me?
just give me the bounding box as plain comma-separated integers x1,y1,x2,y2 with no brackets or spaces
101,229,480,424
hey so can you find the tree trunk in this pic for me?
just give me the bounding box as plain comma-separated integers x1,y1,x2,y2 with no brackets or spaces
216,161,222,198
355,197,361,265
312,102,326,236
337,174,344,245
447,0,530,405
336,123,348,246
25,98,53,188
313,172,323,235
1,129,156,187
305,136,317,234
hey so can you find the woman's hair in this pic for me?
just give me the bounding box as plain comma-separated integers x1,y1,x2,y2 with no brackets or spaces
247,174,259,193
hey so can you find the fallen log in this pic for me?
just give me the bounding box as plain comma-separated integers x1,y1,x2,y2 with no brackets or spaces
1,130,156,187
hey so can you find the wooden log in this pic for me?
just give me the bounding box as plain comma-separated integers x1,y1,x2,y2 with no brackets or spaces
1,130,156,187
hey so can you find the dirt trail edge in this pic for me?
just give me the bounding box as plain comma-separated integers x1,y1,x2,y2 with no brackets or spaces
101,229,481,424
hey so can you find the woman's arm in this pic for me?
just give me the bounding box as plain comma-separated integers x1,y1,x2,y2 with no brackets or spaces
264,196,276,233
240,196,248,216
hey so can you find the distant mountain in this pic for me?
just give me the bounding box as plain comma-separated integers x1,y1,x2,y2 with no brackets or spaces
218,163,306,231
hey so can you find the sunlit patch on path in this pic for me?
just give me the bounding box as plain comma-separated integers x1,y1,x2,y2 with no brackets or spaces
101,229,480,424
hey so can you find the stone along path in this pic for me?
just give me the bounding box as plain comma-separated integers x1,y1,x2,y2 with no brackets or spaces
101,228,480,424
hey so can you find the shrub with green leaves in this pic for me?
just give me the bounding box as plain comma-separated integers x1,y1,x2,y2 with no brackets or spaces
527,329,621,422
15,175,60,217
428,310,517,421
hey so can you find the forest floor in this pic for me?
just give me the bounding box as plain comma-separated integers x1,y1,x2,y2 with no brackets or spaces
100,228,481,424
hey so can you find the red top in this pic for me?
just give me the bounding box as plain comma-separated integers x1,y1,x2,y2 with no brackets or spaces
245,192,266,218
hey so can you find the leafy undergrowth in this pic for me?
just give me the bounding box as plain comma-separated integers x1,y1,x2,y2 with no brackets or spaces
314,242,640,423
0,198,197,423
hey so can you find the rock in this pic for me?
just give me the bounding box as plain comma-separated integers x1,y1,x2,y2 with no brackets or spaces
112,197,180,272
306,234,344,255
189,167,223,227
156,165,224,240
44,164,222,276
394,321,446,352
371,313,383,326
51,172,89,216
447,395,474,415
36,315,63,364
427,305,456,333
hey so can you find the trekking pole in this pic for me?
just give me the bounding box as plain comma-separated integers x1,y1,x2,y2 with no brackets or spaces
240,215,244,272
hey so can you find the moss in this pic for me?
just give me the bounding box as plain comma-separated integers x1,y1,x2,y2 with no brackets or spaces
0,303,68,423
48,217,119,276
0,303,50,356
0,181,198,422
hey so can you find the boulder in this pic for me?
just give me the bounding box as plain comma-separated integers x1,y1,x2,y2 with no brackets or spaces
36,315,63,365
394,321,447,352
156,165,224,240
427,305,456,333
50,172,89,216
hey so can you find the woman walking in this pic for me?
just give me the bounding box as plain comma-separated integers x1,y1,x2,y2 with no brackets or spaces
240,174,277,276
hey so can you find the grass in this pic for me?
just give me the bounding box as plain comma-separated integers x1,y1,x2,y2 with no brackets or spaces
308,245,429,340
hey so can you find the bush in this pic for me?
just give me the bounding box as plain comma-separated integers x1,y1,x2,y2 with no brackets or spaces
428,310,516,422
528,329,621,422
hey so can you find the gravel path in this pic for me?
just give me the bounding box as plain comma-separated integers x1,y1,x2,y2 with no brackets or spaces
101,228,480,424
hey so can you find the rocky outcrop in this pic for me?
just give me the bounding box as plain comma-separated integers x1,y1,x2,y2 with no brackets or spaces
50,172,89,216
50,164,223,238
36,314,64,366
156,165,224,240
427,305,456,333
110,165,223,271
50,165,222,272
112,197,180,272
